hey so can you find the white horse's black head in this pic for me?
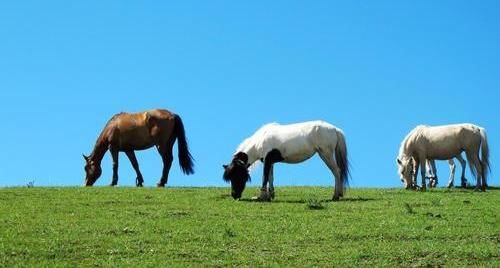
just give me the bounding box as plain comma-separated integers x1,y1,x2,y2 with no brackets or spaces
223,152,251,200
397,157,414,189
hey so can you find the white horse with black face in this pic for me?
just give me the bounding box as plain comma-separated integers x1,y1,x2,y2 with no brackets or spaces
397,124,489,191
223,121,349,201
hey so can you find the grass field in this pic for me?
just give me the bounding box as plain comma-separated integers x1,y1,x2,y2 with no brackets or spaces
0,186,498,267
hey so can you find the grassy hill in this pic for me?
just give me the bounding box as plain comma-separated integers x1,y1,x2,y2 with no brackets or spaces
0,186,498,267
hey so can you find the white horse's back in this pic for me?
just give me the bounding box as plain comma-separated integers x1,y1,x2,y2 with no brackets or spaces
239,121,340,163
229,120,349,201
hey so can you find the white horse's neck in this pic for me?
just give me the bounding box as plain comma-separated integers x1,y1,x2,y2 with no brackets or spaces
236,138,261,166
235,123,279,165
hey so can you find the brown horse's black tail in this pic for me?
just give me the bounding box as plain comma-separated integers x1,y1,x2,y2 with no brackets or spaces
174,114,195,175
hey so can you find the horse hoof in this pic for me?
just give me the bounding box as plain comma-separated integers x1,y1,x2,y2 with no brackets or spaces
257,193,272,202
157,183,165,188
332,196,340,201
255,196,271,202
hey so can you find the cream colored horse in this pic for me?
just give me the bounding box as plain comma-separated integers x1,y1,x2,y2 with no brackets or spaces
397,124,489,191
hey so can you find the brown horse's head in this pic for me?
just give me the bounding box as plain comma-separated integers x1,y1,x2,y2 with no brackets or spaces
223,152,251,200
83,154,102,186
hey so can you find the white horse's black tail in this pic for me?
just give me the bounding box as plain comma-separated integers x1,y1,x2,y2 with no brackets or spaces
480,128,490,182
335,129,350,188
174,114,195,175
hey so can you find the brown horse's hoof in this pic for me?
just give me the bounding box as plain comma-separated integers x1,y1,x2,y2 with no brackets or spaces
332,195,340,201
156,183,165,188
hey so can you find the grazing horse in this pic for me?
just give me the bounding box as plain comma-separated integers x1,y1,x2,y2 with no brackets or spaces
425,155,468,188
223,121,349,201
83,109,194,187
397,124,489,191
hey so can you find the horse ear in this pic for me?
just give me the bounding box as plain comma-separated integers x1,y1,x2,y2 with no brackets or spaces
83,154,89,162
397,158,402,165
223,164,228,169
235,152,249,164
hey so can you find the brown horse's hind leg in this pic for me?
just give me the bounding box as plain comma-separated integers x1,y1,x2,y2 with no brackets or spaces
126,151,144,187
110,148,119,186
156,142,174,187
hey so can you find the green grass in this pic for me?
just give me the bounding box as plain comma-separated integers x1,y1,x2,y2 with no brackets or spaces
0,186,498,267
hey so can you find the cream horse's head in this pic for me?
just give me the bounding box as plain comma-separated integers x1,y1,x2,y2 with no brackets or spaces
397,156,414,189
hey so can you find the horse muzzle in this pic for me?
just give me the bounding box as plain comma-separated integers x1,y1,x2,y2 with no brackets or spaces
231,191,241,200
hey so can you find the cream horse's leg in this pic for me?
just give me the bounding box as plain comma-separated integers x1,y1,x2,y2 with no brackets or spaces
418,158,428,191
411,158,421,189
465,149,484,191
425,160,434,180
318,149,343,200
455,154,467,188
446,159,456,188
428,160,438,188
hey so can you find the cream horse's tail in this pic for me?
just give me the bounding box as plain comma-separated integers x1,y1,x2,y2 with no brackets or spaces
480,127,490,182
335,129,350,188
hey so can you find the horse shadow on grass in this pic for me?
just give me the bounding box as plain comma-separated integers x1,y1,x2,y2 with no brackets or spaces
428,185,500,194
235,196,376,204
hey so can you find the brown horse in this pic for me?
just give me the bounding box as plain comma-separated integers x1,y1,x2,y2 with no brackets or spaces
83,109,194,187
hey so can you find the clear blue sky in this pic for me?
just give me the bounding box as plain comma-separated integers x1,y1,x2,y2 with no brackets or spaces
0,1,498,188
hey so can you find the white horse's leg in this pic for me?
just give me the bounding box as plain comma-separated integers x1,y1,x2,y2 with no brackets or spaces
446,159,456,188
260,163,270,200
260,149,283,201
269,165,275,199
455,154,467,188
318,149,342,200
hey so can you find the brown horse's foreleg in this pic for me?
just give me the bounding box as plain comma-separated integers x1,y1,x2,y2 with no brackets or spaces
156,144,174,187
126,151,144,187
110,148,119,186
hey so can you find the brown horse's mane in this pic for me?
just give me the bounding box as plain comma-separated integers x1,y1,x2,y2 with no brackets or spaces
89,112,125,163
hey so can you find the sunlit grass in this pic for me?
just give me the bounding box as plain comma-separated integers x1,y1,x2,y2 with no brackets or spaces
0,186,498,266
